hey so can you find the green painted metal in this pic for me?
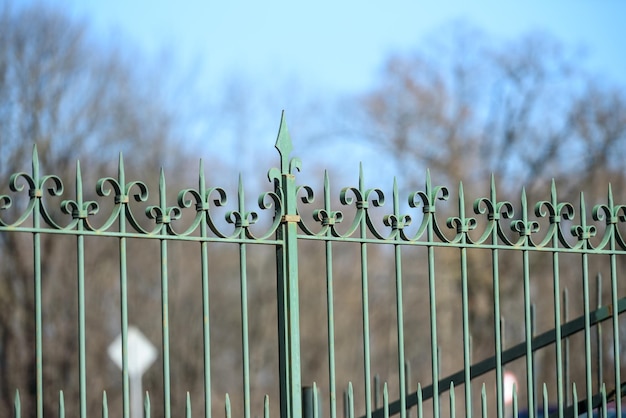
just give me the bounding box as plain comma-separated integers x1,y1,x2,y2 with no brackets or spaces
13,389,20,418
480,384,487,418
1,114,626,417
32,148,44,418
323,170,338,418
224,394,231,418
602,183,623,418
116,154,131,418
487,174,505,418
145,392,151,418
198,159,213,418
59,390,65,418
102,391,108,418
449,382,455,418
564,288,571,407
374,295,626,417
275,112,303,418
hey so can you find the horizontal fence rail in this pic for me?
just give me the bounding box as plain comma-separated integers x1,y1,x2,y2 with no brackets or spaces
1,114,625,417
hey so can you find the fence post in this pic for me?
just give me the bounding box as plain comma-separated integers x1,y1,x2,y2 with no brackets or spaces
275,113,303,418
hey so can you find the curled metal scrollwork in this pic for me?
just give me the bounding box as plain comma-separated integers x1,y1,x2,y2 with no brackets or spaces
291,166,626,252
2,142,626,252
0,147,283,242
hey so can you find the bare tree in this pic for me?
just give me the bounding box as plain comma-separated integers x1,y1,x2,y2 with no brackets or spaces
332,23,626,410
0,2,195,415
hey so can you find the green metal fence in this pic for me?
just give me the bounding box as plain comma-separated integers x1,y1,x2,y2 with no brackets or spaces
1,114,625,418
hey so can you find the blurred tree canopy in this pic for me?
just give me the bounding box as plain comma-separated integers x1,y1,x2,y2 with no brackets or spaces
331,24,626,410
349,24,626,195
0,2,197,416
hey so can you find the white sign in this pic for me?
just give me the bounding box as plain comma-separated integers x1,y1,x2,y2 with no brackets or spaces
108,326,157,377
503,371,518,405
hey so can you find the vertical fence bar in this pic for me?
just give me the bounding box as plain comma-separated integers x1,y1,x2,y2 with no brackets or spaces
548,181,564,418
457,182,472,418
358,168,372,418
75,162,87,418
392,179,407,418
102,391,108,418
348,383,355,418
607,184,621,418
579,193,593,417
531,305,537,410
383,383,389,418
198,161,212,418
417,383,422,418
144,392,151,418
31,148,44,418
489,176,504,418
480,384,487,418
596,274,603,390
240,239,251,418
607,183,622,417
449,382,455,418
158,170,172,418
425,171,440,418
13,390,20,418
236,175,252,418
118,154,131,418
582,252,592,416
394,243,405,418
225,394,231,418
520,189,534,418
563,288,571,408
324,171,337,418
512,384,518,418
275,114,302,418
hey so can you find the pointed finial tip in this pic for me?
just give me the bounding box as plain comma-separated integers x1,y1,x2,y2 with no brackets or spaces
274,111,293,158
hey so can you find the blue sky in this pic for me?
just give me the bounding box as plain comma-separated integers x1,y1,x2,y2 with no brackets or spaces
27,0,626,181
59,0,626,94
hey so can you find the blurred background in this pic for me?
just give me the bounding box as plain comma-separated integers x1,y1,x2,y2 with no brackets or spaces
1,0,626,417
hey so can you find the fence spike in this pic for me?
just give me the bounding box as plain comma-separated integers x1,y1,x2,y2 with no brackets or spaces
572,383,578,417
59,390,65,418
313,382,319,418
449,382,455,418
144,391,151,418
274,111,292,168
383,382,389,418
481,383,487,418
13,389,20,418
102,391,108,418
348,382,354,418
417,383,423,418
225,393,231,418
512,383,518,418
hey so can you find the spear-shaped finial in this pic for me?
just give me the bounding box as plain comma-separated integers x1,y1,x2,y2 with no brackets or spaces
274,111,293,172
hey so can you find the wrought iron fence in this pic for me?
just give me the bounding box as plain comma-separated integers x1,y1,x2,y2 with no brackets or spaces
0,114,625,418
